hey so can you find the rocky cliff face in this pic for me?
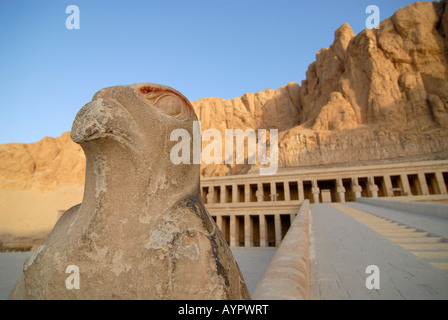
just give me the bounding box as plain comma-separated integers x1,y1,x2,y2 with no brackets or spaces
195,0,448,175
301,2,447,130
1,0,448,191
192,82,301,176
0,132,85,191
277,0,448,169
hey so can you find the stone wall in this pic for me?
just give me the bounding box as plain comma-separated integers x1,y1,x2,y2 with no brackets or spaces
252,200,310,300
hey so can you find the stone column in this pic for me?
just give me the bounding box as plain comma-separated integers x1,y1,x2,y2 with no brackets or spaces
435,171,448,194
244,215,251,247
298,179,305,202
400,174,412,196
220,185,227,204
216,215,223,232
259,214,267,248
270,182,278,202
256,183,264,202
337,178,346,202
352,177,362,199
284,181,291,202
232,183,238,203
417,172,429,195
368,176,379,198
206,186,214,204
312,180,320,204
244,184,251,203
274,214,282,247
383,175,394,197
230,215,236,247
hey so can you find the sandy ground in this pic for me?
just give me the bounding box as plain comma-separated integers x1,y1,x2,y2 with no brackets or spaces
0,186,83,237
0,248,275,300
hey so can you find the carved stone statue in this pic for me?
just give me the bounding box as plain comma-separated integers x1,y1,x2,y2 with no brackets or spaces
9,83,250,300
368,176,379,198
256,183,264,202
337,179,346,203
311,180,320,204
206,187,214,204
352,177,362,199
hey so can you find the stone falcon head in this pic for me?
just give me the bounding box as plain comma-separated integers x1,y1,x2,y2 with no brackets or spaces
71,83,200,203
71,83,196,146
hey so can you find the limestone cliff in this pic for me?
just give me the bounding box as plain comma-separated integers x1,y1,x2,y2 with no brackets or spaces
192,82,301,176
301,1,448,130
277,0,448,168
0,132,85,192
194,0,448,174
1,0,448,191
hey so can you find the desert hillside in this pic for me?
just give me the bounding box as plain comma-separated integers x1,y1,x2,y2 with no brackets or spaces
1,0,448,248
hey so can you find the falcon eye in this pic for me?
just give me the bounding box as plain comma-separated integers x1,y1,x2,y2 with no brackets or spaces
137,85,193,118
156,95,183,116
139,86,154,94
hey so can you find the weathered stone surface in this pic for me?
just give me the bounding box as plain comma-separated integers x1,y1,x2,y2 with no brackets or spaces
311,92,358,131
9,83,250,300
192,82,301,176
253,200,310,300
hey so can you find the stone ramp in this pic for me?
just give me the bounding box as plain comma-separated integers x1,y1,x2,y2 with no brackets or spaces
348,200,448,239
346,201,448,272
333,203,448,272
310,203,448,300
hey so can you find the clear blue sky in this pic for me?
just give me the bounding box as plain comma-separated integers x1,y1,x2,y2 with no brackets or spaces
0,0,418,144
